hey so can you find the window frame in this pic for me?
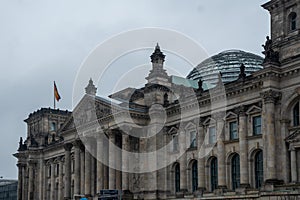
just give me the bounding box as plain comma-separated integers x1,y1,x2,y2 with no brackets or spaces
289,12,297,32
293,101,300,126
189,130,197,148
210,157,218,191
208,126,217,144
252,115,262,136
192,161,198,192
172,134,179,152
254,150,263,188
229,121,238,140
231,154,240,190
175,163,180,193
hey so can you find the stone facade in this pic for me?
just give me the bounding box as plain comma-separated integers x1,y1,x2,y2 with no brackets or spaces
14,0,300,199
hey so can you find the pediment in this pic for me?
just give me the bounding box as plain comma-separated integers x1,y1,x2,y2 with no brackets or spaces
61,94,116,132
185,122,196,130
168,127,178,135
202,117,216,126
286,129,300,143
225,111,237,120
246,105,262,115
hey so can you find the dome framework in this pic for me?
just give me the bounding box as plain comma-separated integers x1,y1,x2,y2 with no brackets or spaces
187,50,264,86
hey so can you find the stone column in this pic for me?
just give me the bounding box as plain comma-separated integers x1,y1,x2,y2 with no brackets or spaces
197,125,206,192
38,160,44,200
103,137,109,189
84,142,92,196
179,130,188,194
43,163,47,200
22,165,26,200
50,161,55,200
261,90,281,183
97,135,104,192
122,134,130,192
17,164,23,200
80,146,85,194
216,118,226,189
290,146,298,183
91,142,96,195
27,161,34,200
108,132,116,189
73,140,81,195
238,108,249,187
64,143,73,200
58,157,64,200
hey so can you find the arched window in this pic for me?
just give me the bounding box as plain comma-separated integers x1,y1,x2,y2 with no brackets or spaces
175,163,180,192
255,150,263,188
210,157,218,191
289,12,297,31
192,161,198,192
232,154,240,190
293,102,300,126
55,182,59,200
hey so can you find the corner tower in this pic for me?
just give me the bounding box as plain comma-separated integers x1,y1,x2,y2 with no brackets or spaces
262,0,300,63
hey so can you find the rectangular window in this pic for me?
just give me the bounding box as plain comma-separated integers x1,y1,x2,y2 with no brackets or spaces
208,127,216,144
253,116,262,135
229,121,238,140
190,131,197,148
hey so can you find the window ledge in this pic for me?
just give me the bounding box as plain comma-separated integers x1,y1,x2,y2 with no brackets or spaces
247,135,262,140
224,139,239,144
288,29,299,36
187,147,197,151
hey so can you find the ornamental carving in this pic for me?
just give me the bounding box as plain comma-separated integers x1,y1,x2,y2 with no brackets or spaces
260,90,282,103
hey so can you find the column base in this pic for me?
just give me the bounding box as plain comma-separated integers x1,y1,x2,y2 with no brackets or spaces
176,189,188,198
122,190,133,200
215,185,227,195
264,179,284,191
195,187,206,197
265,179,284,185
236,184,250,194
217,185,227,189
239,183,250,188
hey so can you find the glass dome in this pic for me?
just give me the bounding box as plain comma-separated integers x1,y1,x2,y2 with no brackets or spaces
186,50,263,86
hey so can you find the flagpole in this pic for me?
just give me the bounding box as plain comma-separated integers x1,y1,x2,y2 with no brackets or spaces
54,81,56,109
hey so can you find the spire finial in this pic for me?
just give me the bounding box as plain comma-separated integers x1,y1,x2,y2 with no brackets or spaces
85,78,97,96
156,43,160,50
150,43,165,63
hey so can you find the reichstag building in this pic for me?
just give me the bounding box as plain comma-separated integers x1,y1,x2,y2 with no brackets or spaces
14,0,300,199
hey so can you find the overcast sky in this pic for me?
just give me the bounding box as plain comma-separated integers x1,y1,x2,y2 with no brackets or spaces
0,0,269,179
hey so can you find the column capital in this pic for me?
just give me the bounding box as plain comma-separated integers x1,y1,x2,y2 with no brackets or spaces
28,160,37,166
64,143,73,151
17,163,26,168
235,105,246,116
289,144,296,151
72,139,82,148
260,90,282,104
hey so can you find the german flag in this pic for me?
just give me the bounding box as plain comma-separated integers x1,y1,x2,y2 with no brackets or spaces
54,81,61,101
